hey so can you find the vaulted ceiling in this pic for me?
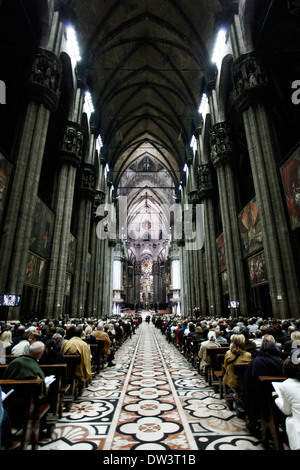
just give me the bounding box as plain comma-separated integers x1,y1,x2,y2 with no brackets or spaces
61,0,223,185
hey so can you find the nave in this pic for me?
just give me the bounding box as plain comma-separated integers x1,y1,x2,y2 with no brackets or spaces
37,321,266,451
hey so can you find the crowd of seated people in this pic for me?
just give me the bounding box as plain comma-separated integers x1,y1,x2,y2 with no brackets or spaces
0,314,141,449
154,314,300,449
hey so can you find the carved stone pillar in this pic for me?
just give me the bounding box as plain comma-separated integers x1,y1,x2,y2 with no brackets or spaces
152,260,160,310
232,51,300,317
104,239,117,316
44,120,84,317
210,121,247,315
134,261,142,310
197,161,222,316
112,241,124,315
71,163,96,316
87,189,106,317
0,49,62,319
170,240,182,316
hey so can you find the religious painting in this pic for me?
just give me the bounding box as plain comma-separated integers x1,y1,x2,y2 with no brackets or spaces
0,152,13,227
221,270,229,294
25,252,45,287
280,145,300,231
216,232,226,273
238,197,263,257
30,198,55,258
248,251,268,287
67,233,76,274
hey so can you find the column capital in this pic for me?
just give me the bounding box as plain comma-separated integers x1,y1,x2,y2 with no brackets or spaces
92,190,106,219
59,121,84,167
188,190,201,205
79,163,96,199
27,48,62,112
209,121,233,168
232,51,270,113
197,163,214,199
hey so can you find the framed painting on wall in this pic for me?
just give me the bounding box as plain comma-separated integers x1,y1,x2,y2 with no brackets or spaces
238,197,263,257
30,198,55,258
280,144,300,231
216,232,226,273
25,252,45,287
248,251,268,287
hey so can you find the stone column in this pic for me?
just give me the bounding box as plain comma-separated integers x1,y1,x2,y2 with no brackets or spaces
197,161,222,316
152,260,160,311
107,239,116,316
71,161,96,315
209,121,248,315
44,108,84,317
232,50,300,316
87,189,106,317
112,240,124,315
170,240,182,316
134,261,142,311
0,48,62,319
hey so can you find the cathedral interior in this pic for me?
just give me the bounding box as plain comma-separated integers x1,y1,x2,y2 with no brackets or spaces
0,0,300,322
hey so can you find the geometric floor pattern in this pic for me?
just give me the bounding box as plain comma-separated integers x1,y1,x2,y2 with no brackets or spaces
38,321,266,451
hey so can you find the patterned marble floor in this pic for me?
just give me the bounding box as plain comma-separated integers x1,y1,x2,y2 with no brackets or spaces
38,321,266,451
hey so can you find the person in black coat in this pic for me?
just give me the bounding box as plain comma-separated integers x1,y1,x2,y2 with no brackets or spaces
242,339,284,436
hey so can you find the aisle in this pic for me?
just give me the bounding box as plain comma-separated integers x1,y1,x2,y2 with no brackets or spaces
38,321,265,450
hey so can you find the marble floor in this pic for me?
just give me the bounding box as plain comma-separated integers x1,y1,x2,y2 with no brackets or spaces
37,321,266,451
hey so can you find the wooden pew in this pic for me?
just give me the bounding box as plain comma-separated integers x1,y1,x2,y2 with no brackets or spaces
190,340,202,369
183,337,194,361
90,340,106,374
0,379,50,450
205,346,229,386
258,376,286,450
62,354,81,410
39,364,68,430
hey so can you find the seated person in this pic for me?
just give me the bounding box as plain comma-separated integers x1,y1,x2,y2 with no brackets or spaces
198,331,220,374
93,324,115,366
2,341,49,435
283,331,300,353
39,339,64,365
242,338,285,436
223,334,252,390
61,326,92,382
3,341,46,388
274,354,300,450
0,330,13,355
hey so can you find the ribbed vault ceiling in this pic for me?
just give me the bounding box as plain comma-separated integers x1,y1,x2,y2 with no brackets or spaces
61,0,223,184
